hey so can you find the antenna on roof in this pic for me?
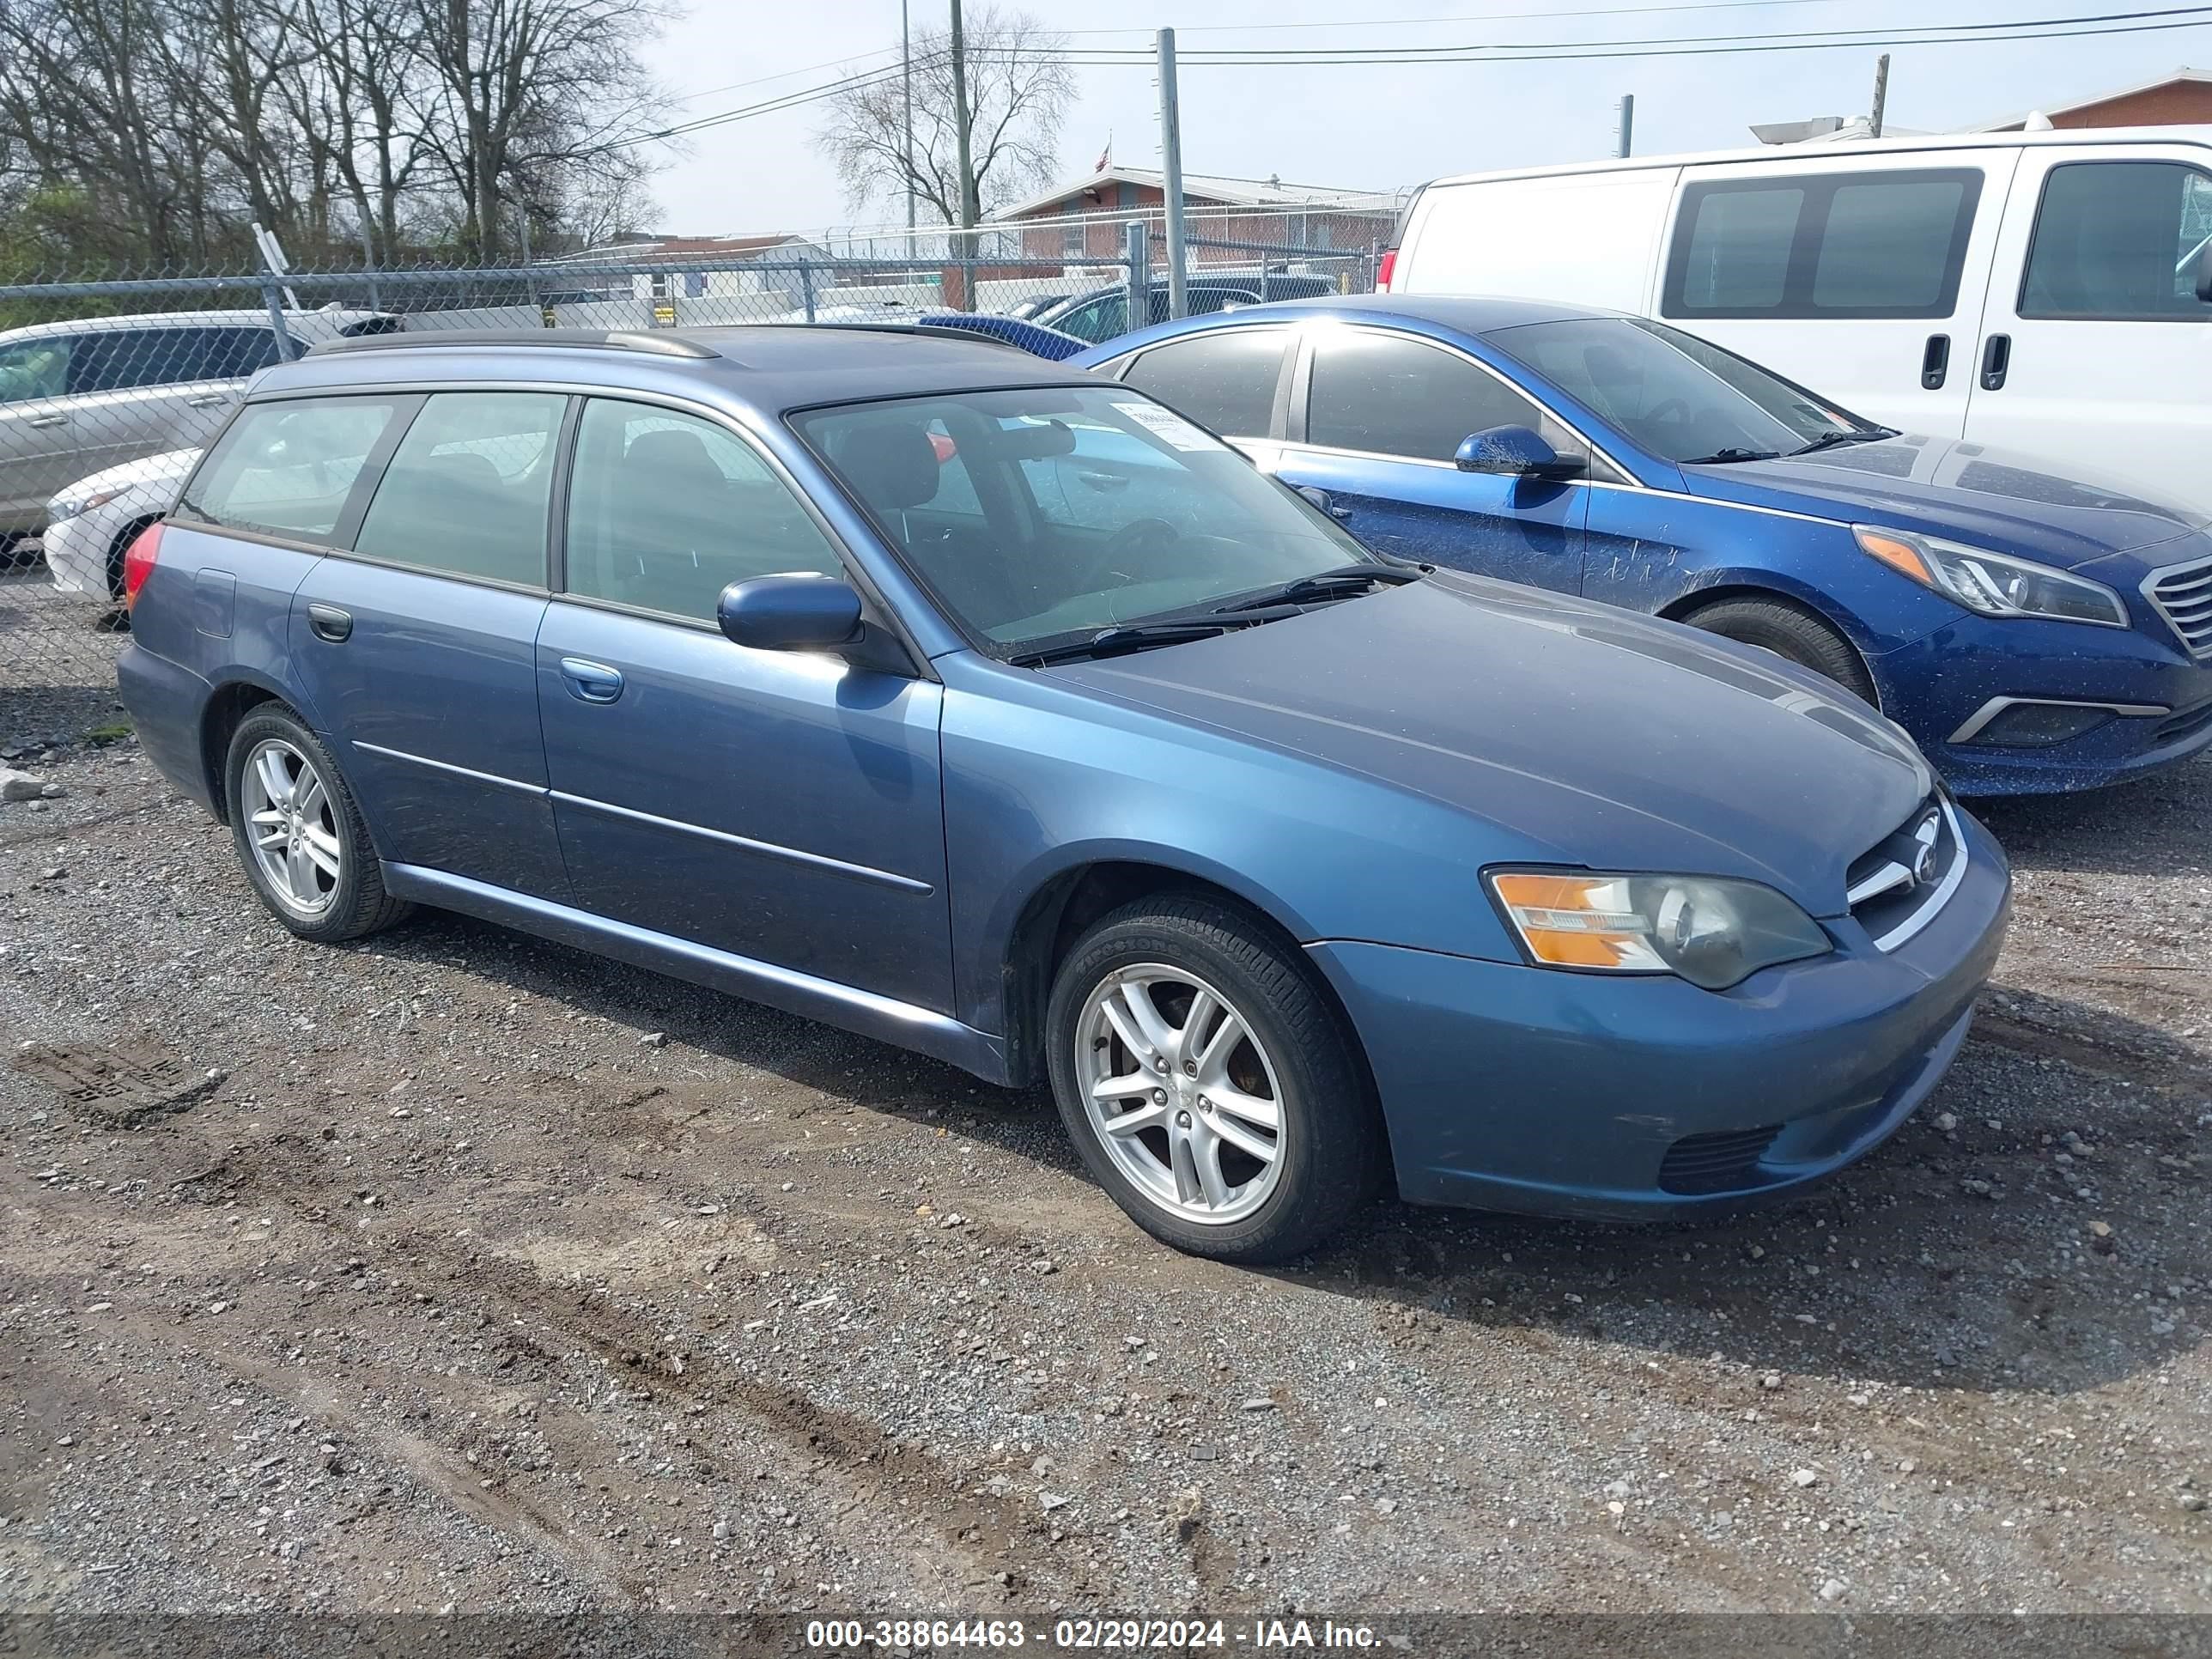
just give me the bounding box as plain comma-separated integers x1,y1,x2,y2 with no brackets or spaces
2024,111,2056,130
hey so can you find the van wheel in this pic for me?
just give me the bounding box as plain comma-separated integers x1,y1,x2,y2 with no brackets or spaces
1682,596,1879,708
222,705,411,943
1046,895,1386,1263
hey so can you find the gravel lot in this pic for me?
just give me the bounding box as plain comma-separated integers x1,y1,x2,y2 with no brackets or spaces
3,728,2210,1618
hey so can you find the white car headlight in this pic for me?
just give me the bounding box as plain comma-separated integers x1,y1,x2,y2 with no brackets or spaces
1486,870,1832,991
1855,525,2128,627
47,487,125,525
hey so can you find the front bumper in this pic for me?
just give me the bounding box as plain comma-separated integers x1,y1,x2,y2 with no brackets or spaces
40,514,106,596
1308,808,2010,1220
1875,616,2212,796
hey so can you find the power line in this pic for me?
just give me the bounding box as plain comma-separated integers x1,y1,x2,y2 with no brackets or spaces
1058,0,1861,34
1045,1,2212,58
627,4,2212,147
666,46,906,109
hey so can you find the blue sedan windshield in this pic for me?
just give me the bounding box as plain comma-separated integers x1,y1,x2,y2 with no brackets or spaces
794,386,1373,653
1489,317,1865,464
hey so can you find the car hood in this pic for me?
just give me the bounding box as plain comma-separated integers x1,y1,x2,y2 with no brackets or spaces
1680,434,2211,568
1044,571,1931,918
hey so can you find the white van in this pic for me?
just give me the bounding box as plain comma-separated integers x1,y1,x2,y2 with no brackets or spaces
1382,128,2212,507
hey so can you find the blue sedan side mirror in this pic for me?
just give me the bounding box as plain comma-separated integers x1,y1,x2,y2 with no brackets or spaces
1455,424,1584,480
717,574,864,652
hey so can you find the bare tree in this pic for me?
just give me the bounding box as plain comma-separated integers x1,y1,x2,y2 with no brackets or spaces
410,0,673,262
0,0,672,268
816,7,1073,227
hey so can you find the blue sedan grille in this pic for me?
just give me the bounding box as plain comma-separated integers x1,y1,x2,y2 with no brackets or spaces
2144,555,2212,661
1658,1125,1783,1194
1845,797,1966,952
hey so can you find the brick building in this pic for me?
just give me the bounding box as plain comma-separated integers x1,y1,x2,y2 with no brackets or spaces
988,167,1399,265
1978,67,2212,131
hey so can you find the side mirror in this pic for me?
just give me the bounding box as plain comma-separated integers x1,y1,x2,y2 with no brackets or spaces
1455,424,1584,480
717,574,864,653
1296,484,1353,522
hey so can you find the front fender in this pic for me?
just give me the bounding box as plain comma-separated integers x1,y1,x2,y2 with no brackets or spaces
937,654,1534,1038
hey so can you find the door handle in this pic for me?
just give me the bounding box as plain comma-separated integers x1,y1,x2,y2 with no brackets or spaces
1979,333,2012,392
559,657,625,704
306,603,352,643
1921,333,1951,390
26,414,66,428
1076,470,1130,491
185,393,232,408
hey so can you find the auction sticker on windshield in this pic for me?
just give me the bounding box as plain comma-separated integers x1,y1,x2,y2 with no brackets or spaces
1112,401,1217,451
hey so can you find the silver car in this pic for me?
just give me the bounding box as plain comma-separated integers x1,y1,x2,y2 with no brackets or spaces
0,307,395,542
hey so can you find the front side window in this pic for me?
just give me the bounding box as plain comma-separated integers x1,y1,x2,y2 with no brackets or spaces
1664,169,1983,320
1055,293,1127,344
1491,316,1863,465
1305,331,1549,463
1120,330,1286,438
179,397,403,544
0,335,75,404
2021,161,2212,320
353,392,564,586
565,399,842,619
794,385,1374,654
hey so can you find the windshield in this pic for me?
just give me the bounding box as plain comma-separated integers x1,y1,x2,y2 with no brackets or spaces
793,385,1376,655
1487,317,1867,464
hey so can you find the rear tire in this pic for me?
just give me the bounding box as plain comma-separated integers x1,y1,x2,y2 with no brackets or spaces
1046,895,1386,1263
1682,596,1879,707
222,705,411,943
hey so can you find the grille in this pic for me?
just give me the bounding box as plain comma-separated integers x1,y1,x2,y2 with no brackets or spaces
2144,555,2212,661
1658,1126,1782,1194
1844,796,1966,951
2156,697,2212,747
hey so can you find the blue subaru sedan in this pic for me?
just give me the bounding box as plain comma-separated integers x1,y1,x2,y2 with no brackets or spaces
117,325,2007,1261
1073,295,2212,795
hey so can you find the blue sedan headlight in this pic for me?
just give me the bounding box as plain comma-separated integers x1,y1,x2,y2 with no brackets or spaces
1487,871,1832,991
1854,526,2128,628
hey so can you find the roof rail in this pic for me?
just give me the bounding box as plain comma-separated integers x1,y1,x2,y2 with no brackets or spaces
730,318,1085,362
308,327,720,360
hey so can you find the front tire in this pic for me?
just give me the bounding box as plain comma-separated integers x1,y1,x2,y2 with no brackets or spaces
1046,896,1386,1263
223,705,410,943
1682,596,1879,707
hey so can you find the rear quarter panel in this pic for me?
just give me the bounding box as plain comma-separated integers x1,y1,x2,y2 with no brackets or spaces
124,523,327,795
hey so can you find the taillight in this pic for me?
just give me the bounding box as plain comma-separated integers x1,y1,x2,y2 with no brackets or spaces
1375,248,1399,293
121,521,164,609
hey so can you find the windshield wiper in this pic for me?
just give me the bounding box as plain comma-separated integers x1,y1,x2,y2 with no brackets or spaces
1790,427,1899,455
1682,447,1781,465
1010,620,1248,667
1212,562,1424,614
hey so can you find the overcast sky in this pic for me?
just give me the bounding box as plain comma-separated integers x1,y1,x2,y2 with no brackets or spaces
635,0,2207,234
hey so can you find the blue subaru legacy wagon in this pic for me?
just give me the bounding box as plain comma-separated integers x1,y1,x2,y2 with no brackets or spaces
1074,296,2212,796
117,325,2009,1262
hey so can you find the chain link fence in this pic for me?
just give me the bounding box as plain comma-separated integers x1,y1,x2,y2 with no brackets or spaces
1,217,1376,736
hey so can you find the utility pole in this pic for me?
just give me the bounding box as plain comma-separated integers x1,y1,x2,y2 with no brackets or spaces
949,0,976,233
1615,94,1635,159
1157,27,1188,321
1869,52,1890,138
902,0,916,264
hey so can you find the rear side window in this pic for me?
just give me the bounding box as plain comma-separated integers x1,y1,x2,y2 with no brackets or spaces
563,399,842,620
1121,330,1286,439
354,392,564,586
0,335,75,404
180,397,402,544
2021,161,2212,320
1305,331,1547,463
1663,169,1984,320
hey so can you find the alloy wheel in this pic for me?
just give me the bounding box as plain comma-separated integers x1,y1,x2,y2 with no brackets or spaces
1076,963,1286,1225
240,738,343,915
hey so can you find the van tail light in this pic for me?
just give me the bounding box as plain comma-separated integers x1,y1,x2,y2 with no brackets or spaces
1375,248,1399,293
121,521,165,610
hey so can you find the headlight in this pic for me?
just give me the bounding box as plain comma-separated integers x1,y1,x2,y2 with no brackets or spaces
46,487,122,525
1486,870,1832,991
1854,525,2127,627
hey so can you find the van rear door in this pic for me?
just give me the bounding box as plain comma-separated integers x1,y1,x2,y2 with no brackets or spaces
1656,149,2015,438
1960,139,2212,507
